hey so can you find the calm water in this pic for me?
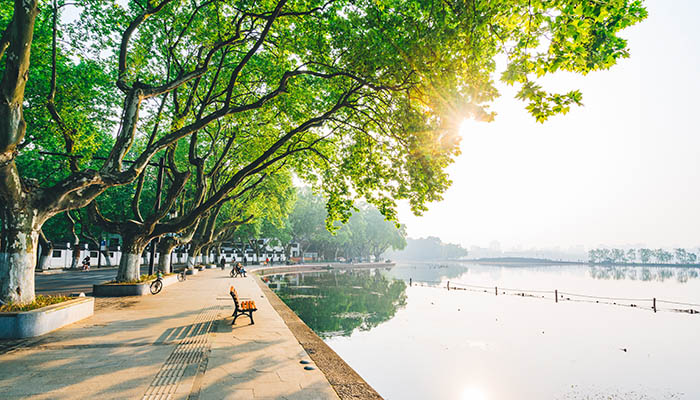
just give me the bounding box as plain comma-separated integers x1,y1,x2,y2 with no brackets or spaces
267,262,700,400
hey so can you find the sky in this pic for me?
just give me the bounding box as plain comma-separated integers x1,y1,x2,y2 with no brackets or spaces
396,0,700,251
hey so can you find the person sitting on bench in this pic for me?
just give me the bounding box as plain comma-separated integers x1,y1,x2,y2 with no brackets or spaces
233,262,246,277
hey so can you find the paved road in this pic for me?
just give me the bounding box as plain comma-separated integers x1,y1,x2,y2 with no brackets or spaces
35,267,152,296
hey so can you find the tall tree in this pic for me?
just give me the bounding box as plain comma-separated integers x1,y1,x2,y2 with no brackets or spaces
1,0,647,304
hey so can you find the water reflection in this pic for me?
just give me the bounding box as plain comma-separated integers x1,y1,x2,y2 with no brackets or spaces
386,261,469,282
267,270,407,337
589,265,700,283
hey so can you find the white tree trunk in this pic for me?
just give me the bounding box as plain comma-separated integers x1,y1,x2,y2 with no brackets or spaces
0,221,39,304
158,250,172,274
187,256,195,269
116,253,141,282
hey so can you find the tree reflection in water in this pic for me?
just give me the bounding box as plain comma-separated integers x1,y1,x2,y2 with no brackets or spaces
269,270,407,338
589,265,700,283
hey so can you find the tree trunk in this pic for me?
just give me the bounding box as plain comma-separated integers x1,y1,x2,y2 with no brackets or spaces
115,235,148,282
37,230,53,271
187,243,199,269
158,239,178,274
100,249,112,267
215,243,222,260
188,240,204,268
65,212,81,269
201,245,210,264
0,209,40,304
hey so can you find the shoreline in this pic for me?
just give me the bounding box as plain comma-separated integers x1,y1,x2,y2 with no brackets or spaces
254,274,384,400
249,261,391,399
430,258,700,268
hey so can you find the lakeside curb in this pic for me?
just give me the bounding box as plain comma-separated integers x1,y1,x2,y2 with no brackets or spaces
253,273,384,400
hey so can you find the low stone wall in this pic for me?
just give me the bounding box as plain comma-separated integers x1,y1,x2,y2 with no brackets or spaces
93,274,179,297
0,297,94,339
93,282,150,297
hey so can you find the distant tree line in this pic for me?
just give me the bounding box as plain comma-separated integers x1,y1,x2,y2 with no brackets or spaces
278,189,407,262
386,237,468,261
588,248,698,265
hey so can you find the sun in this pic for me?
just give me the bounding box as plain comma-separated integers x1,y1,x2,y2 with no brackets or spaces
459,117,482,137
461,386,487,400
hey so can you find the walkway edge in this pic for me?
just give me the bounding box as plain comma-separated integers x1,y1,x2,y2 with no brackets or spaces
253,274,383,400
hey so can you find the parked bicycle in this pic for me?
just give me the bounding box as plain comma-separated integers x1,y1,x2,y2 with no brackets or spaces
150,271,164,295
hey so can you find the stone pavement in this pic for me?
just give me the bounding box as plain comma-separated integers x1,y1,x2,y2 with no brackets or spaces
0,268,339,400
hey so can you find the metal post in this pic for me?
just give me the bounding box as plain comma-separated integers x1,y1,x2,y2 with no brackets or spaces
555,289,558,303
495,286,498,296
148,157,165,275
653,297,656,313
447,281,450,291
409,278,412,287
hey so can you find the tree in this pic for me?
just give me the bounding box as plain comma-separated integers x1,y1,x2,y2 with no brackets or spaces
287,189,327,258
588,249,598,263
639,248,653,264
387,237,468,261
626,248,636,263
654,248,672,264
674,248,689,264
611,248,626,264
1,0,647,304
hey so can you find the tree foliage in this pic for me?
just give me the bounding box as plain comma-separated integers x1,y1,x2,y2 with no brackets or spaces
0,0,647,303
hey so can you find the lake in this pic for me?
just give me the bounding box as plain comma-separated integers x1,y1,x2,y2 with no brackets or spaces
266,262,700,400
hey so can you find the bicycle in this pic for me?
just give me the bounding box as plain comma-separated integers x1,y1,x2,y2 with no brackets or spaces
150,272,164,295
177,269,187,282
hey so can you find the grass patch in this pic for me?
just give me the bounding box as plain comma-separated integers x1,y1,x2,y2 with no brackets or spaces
0,295,73,312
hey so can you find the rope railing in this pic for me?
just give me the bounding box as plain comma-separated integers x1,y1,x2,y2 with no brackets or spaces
406,277,700,314
557,291,650,303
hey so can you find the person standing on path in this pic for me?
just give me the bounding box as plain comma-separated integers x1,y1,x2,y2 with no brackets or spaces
219,256,226,270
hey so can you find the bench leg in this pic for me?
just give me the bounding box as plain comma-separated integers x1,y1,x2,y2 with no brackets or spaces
232,311,239,325
249,311,254,325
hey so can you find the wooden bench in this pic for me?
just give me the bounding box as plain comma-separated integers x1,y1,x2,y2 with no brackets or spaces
230,286,257,325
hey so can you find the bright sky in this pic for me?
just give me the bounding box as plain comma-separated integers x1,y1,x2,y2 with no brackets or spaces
397,0,700,250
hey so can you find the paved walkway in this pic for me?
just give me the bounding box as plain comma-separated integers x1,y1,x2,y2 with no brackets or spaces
0,268,339,400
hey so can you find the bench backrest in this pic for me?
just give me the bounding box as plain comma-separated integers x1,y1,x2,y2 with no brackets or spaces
230,286,239,307
229,286,256,311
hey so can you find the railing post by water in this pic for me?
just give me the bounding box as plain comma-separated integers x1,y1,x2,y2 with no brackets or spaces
409,278,412,287
447,281,450,291
495,286,498,296
555,290,558,303
653,297,656,313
